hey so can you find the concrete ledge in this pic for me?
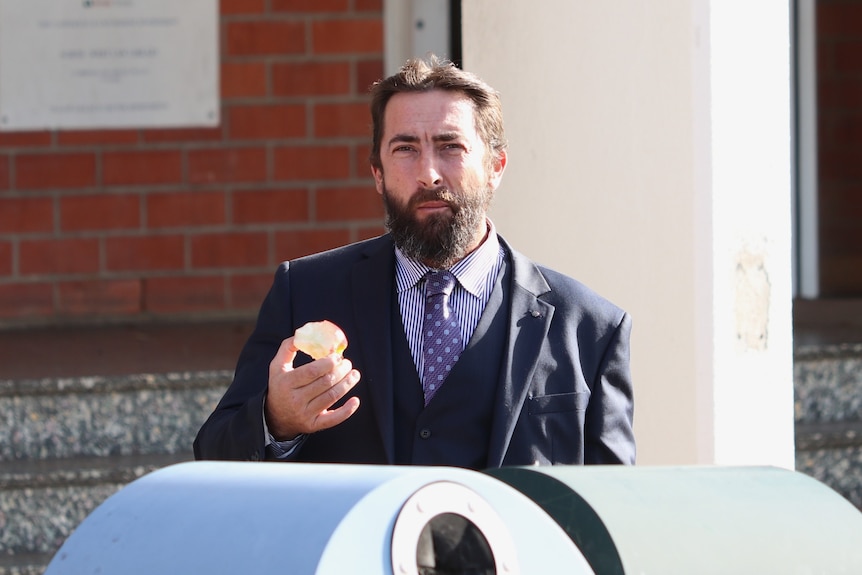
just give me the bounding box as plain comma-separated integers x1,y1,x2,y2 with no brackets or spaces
796,420,862,451
0,453,193,490
0,453,192,559
0,374,228,461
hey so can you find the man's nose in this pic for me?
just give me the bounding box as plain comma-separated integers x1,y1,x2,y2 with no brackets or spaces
417,153,442,188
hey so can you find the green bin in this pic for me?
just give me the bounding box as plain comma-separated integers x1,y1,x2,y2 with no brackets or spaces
485,465,862,575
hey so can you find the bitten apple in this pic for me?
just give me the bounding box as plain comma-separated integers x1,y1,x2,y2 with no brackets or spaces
293,320,348,360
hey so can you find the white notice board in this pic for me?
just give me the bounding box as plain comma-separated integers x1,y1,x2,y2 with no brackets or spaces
0,0,218,131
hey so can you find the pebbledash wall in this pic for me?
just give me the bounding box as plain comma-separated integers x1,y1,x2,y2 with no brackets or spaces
0,0,386,328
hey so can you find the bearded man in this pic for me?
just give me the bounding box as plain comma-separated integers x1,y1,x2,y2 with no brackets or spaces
194,57,636,468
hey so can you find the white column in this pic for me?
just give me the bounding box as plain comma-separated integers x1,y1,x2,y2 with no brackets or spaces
383,0,451,76
463,0,795,467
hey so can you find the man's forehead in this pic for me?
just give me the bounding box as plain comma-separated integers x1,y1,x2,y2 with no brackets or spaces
383,91,478,134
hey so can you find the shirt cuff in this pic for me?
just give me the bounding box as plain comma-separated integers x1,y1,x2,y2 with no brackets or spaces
263,418,304,459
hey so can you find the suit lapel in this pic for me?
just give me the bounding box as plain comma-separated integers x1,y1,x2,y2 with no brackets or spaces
351,236,397,463
486,239,554,468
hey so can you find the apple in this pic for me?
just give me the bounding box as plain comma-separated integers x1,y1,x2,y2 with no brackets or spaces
293,320,348,360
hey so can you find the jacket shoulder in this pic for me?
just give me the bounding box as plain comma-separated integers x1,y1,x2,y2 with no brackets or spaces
503,238,627,324
287,234,391,270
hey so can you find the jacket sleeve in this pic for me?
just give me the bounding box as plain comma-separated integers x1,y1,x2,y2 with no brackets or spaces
193,263,293,461
584,311,636,464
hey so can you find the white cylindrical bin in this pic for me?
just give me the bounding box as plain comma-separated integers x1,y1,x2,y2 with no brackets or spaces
44,461,594,574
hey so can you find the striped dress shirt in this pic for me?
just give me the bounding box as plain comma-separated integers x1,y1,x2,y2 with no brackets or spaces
395,220,505,380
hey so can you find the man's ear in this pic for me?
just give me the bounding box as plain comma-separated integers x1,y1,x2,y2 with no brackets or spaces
371,165,384,195
488,149,507,190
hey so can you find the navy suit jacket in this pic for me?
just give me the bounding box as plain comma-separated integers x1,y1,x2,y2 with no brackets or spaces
193,234,635,467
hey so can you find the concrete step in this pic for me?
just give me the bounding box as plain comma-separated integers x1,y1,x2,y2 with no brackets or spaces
0,368,233,574
0,553,51,575
0,452,193,575
794,343,862,426
0,371,231,461
794,342,862,510
0,321,250,574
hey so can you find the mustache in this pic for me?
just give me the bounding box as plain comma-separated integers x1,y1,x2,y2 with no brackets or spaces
409,187,457,208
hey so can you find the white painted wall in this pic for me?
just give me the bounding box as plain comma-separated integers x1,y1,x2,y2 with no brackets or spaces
461,1,795,467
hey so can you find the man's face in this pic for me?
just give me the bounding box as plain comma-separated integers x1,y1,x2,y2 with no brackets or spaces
371,90,507,269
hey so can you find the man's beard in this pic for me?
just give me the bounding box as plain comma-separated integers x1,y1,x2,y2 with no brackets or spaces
382,180,493,269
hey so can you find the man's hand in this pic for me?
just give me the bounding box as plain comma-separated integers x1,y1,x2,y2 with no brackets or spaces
264,337,361,441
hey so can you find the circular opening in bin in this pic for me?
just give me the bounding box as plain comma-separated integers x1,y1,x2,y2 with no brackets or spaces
391,481,518,575
416,512,495,574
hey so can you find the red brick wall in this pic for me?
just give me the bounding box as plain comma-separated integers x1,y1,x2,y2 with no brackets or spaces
0,0,385,327
817,0,862,296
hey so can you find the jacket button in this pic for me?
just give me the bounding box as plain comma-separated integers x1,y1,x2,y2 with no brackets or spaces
419,428,432,440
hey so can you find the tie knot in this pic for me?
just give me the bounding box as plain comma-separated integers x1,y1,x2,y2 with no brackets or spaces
426,270,456,297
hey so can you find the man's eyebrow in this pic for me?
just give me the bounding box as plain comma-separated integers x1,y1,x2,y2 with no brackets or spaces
433,132,461,143
387,134,419,147
386,132,463,147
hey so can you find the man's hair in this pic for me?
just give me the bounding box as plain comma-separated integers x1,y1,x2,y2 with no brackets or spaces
369,56,507,170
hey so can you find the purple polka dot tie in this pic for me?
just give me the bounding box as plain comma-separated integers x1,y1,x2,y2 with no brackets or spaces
422,270,461,405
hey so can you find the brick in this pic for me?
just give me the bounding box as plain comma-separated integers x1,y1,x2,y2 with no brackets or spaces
105,234,185,272
147,191,226,228
191,231,269,268
818,3,862,37
354,143,373,176
143,275,226,314
0,197,53,234
819,78,862,110
272,61,351,97
355,0,382,11
57,279,142,316
272,0,348,13
221,61,268,99
316,185,382,221
274,228,351,260
232,188,308,224
832,114,862,149
818,39,835,76
15,153,96,190
273,145,350,181
226,21,305,57
312,19,383,54
834,40,862,74
57,130,139,146
229,104,306,140
356,59,384,93
0,156,8,190
141,127,224,143
103,150,184,186
0,131,51,147
220,0,265,14
189,147,268,184
314,102,371,137
357,224,386,240
0,242,11,275
19,238,100,275
819,147,862,181
0,282,54,319
229,272,273,309
61,193,140,232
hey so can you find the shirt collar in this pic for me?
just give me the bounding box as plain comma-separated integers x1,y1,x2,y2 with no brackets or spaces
395,220,501,297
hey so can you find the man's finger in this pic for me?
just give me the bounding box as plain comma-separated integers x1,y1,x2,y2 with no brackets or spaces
305,367,360,414
313,397,361,431
271,337,299,374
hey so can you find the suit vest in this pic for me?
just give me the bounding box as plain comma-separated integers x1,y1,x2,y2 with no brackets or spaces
391,257,511,468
